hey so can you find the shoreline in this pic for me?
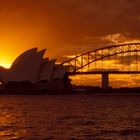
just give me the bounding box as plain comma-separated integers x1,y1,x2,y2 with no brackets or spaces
0,89,140,95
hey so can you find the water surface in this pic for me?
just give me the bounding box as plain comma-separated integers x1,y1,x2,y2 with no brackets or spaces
0,94,140,139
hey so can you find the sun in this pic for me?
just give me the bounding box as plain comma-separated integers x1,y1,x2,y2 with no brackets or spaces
0,62,11,69
0,59,12,69
0,63,11,69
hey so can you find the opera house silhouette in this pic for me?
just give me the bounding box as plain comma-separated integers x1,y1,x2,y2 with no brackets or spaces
0,48,70,92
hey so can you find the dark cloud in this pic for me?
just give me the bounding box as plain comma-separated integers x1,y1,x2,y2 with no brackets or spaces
1,0,140,59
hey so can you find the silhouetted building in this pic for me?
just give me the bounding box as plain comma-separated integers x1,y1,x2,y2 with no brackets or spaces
0,48,71,91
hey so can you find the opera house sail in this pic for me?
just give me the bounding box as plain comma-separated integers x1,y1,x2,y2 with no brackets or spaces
39,59,56,81
0,48,70,92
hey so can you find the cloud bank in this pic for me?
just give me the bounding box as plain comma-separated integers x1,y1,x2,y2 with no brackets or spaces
1,0,140,58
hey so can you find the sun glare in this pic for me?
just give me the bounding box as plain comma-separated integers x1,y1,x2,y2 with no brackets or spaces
0,59,12,69
0,63,11,69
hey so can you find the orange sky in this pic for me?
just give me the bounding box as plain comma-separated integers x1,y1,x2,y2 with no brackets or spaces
1,0,140,87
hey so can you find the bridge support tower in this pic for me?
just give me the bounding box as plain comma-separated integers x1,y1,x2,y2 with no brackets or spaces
102,72,109,90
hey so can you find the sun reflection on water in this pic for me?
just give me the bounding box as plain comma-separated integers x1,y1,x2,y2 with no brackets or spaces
0,103,28,139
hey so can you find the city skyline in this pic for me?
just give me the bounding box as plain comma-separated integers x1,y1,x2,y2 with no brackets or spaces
0,1,139,140
1,0,140,87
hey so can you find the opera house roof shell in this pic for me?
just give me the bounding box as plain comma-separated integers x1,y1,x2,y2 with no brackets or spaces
0,48,68,83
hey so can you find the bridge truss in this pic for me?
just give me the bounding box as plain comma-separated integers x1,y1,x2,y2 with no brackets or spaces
62,43,140,73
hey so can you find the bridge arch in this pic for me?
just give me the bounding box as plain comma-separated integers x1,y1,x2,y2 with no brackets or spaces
62,43,140,72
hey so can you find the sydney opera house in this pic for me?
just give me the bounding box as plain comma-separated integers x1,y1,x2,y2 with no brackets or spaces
0,48,70,91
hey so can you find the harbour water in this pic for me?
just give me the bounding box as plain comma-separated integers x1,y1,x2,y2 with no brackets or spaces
0,94,140,139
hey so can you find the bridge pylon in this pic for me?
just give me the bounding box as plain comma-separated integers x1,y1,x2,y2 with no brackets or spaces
102,72,109,90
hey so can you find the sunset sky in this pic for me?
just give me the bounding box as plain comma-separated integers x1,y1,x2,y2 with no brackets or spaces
1,0,140,87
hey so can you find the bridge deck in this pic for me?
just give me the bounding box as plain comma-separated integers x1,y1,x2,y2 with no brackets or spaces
68,71,140,75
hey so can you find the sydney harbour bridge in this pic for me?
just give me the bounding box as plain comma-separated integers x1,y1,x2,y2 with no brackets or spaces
62,43,140,89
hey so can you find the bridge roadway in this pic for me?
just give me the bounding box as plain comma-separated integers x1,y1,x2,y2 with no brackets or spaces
67,71,140,90
68,71,140,75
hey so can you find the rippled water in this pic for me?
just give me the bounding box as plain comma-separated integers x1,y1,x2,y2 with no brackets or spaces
0,94,140,140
